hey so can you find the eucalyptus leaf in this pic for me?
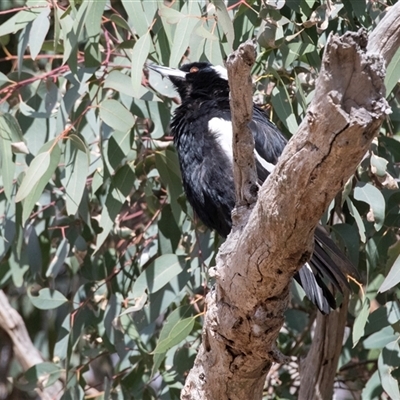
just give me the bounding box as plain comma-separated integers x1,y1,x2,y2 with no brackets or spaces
271,85,298,133
131,32,151,98
29,288,68,310
353,182,385,231
379,254,400,293
29,6,50,60
153,317,195,354
131,254,185,298
99,99,136,132
353,298,370,347
378,341,400,399
63,134,90,216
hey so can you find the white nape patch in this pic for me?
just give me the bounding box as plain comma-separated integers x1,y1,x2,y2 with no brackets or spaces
212,65,228,80
208,118,233,161
255,151,275,174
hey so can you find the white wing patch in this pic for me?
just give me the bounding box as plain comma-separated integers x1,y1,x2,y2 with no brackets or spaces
208,118,233,162
255,151,275,174
211,65,228,80
209,117,276,174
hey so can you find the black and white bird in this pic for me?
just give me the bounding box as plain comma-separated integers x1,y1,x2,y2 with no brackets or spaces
149,61,358,314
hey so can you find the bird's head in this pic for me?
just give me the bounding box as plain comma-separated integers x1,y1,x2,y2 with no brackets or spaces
148,62,229,100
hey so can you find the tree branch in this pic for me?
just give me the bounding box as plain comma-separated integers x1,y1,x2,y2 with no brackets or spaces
367,3,400,66
181,3,400,397
0,290,63,400
226,41,258,213
299,294,350,399
297,4,400,397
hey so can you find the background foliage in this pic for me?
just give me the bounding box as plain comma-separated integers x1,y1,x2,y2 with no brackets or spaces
0,0,400,398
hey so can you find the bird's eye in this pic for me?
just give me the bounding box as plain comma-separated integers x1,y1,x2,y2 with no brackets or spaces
190,66,199,73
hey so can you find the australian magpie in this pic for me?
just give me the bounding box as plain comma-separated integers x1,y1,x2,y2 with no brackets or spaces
149,61,358,314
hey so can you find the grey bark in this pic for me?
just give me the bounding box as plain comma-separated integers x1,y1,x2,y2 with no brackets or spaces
181,4,400,399
299,4,400,398
299,295,349,399
0,290,64,400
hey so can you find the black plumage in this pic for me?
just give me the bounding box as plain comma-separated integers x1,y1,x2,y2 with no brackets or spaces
149,61,358,314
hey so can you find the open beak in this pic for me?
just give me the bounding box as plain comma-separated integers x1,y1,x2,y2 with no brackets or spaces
147,64,187,79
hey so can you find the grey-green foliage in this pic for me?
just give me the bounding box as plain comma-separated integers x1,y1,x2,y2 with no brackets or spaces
0,0,400,398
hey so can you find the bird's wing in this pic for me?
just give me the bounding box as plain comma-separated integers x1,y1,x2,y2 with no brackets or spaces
205,103,358,314
209,106,286,182
245,107,287,182
247,107,359,313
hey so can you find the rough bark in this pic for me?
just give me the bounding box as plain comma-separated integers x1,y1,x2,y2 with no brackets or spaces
299,295,349,399
181,4,400,398
0,290,63,400
298,5,400,399
226,42,259,210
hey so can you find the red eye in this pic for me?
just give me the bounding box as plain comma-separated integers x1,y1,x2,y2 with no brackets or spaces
190,66,199,73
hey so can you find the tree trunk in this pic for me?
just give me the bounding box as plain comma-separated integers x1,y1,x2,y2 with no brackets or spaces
182,4,400,398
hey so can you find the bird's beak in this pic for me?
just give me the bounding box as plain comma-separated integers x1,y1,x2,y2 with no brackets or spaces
147,64,187,79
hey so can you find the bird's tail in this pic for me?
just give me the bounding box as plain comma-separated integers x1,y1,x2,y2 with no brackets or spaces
294,225,361,314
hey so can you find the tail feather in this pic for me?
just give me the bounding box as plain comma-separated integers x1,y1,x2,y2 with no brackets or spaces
314,225,361,282
294,225,360,314
295,264,335,314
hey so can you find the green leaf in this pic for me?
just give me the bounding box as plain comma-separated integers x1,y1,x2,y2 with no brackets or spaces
211,0,234,49
353,182,385,231
364,326,397,350
158,5,185,24
109,14,131,32
15,138,61,224
155,149,184,225
131,254,185,299
0,136,14,201
121,0,149,36
204,37,224,66
257,20,278,49
151,305,193,376
0,113,27,200
104,70,135,97
85,0,106,37
282,42,315,69
11,141,29,154
379,253,400,293
153,317,195,354
19,362,63,391
46,238,70,278
64,134,90,216
0,8,41,36
385,46,400,96
169,3,198,67
378,341,400,400
0,112,25,142
99,99,136,132
29,288,68,310
15,140,60,202
131,32,151,98
29,6,50,60
345,198,366,243
195,24,218,41
0,71,11,84
94,203,114,252
352,298,370,347
370,153,388,177
271,85,298,134
265,0,285,9
362,370,382,400
112,164,136,198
